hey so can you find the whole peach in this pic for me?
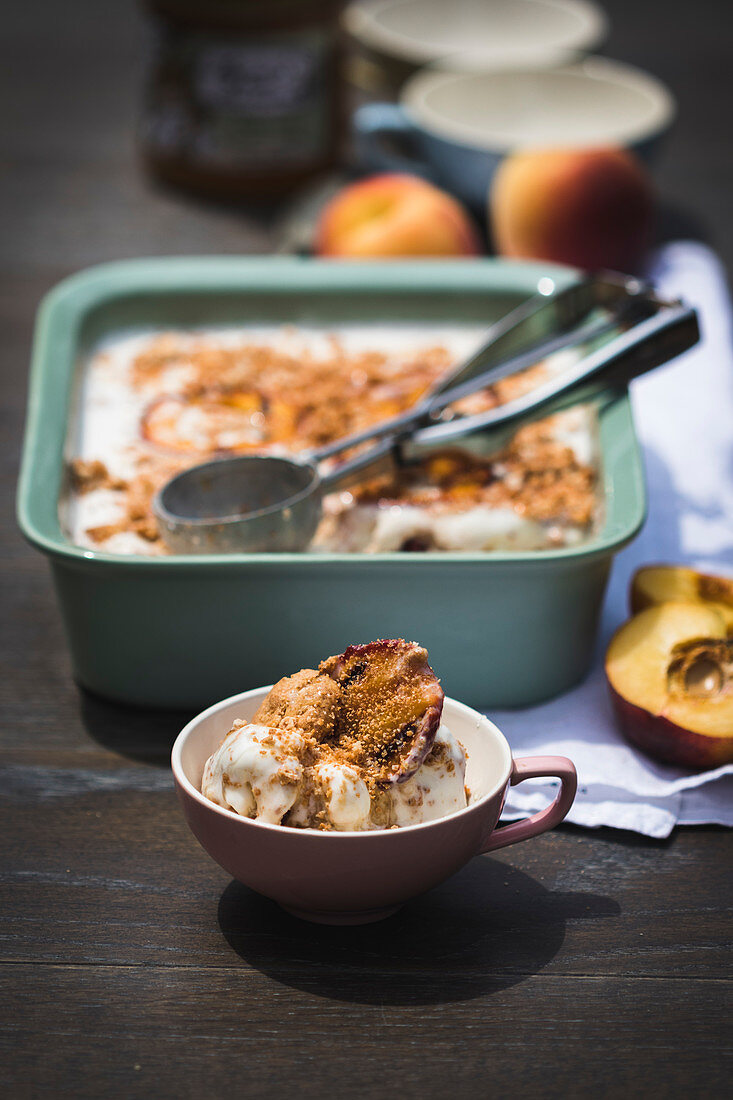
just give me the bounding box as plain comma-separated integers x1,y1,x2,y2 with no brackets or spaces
489,147,653,271
316,174,481,258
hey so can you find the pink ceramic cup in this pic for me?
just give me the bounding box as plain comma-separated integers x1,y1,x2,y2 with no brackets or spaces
172,687,577,924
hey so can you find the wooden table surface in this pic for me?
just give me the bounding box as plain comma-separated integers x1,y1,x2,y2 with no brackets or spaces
2,2,731,1097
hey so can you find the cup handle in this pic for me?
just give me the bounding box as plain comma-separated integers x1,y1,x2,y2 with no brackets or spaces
353,103,435,180
481,756,577,853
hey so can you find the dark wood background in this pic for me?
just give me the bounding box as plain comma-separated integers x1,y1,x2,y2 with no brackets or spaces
1,2,731,1097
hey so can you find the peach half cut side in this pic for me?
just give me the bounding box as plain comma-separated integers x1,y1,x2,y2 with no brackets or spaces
605,602,733,770
630,564,733,632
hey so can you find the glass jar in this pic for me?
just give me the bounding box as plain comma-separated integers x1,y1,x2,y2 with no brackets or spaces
140,0,345,200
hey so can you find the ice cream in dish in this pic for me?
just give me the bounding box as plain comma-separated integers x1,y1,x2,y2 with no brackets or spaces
63,325,600,555
201,640,469,831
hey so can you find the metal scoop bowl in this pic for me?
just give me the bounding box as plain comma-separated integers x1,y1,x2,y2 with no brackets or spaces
156,455,322,554
153,275,699,555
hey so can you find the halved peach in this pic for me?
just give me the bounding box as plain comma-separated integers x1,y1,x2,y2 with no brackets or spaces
630,564,733,632
606,602,733,770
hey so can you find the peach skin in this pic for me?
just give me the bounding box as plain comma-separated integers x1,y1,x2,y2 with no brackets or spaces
316,173,481,258
490,147,653,272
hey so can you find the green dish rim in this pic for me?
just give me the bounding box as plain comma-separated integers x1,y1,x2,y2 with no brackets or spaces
17,256,646,571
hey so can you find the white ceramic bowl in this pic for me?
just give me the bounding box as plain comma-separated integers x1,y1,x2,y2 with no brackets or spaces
404,58,675,150
345,0,607,70
172,687,577,924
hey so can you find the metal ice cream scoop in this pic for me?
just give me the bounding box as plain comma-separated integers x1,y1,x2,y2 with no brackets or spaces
152,275,698,554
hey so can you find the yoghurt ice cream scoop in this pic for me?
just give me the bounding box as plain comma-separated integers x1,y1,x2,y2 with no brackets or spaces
201,722,304,825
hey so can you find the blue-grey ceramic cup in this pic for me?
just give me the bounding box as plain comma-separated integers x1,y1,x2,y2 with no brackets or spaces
354,60,675,210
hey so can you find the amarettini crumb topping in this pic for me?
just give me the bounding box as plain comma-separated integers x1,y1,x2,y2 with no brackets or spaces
253,668,341,745
350,425,596,528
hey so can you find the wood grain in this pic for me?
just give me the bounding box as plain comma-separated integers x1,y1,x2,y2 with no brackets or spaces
1,779,731,982
0,966,729,1099
1,1,732,1097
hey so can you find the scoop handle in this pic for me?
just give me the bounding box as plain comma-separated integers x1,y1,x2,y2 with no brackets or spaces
318,436,398,494
481,756,578,853
415,302,699,447
321,301,698,482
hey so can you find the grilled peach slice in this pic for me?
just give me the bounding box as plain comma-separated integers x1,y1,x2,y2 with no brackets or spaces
321,639,444,786
606,602,733,770
141,392,303,454
630,564,733,631
141,395,268,453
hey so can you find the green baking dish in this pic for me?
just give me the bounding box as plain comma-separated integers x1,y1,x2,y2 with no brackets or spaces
17,257,646,709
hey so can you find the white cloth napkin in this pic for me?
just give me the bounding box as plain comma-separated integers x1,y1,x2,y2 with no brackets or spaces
497,241,733,837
